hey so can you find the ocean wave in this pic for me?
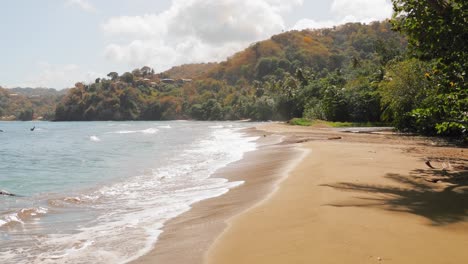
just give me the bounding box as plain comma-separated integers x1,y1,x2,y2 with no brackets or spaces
0,207,48,228
48,194,99,208
1,123,259,263
89,135,101,142
45,128,253,262
109,128,159,135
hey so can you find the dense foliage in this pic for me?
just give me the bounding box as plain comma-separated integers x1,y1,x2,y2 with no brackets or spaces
54,7,467,142
390,0,467,140
56,21,408,123
0,87,66,120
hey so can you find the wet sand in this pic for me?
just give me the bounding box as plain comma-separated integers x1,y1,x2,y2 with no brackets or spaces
134,123,468,264
132,130,304,264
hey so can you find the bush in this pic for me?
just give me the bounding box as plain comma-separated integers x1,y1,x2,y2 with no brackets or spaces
289,118,312,126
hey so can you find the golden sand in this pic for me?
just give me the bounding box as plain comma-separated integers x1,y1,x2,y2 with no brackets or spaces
134,123,468,264
208,124,468,264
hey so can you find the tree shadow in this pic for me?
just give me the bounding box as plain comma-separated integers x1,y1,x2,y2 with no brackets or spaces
322,168,468,226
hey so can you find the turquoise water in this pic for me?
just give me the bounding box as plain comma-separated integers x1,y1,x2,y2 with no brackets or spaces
0,121,258,263
1,122,170,195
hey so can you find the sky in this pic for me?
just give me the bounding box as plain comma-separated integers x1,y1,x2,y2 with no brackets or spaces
0,0,393,89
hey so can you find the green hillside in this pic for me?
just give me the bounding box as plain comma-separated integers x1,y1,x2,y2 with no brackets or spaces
54,2,467,142
56,21,405,122
0,87,66,120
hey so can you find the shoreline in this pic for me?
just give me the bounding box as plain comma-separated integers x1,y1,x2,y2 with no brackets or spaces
133,123,468,264
131,127,304,264
208,124,468,263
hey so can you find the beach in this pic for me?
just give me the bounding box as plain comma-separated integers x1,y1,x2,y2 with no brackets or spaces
0,121,263,263
131,129,304,264
135,123,468,264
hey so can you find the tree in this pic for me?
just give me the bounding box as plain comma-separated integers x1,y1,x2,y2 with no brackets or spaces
119,87,140,119
321,85,349,121
255,57,279,79
141,100,162,120
18,109,34,121
202,99,224,120
252,96,275,120
190,104,204,120
140,66,153,76
379,58,432,129
121,72,134,84
392,0,467,66
132,68,142,77
391,0,467,139
107,72,119,81
55,104,66,120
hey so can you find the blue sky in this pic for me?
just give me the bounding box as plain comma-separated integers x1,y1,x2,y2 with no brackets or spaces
0,0,393,89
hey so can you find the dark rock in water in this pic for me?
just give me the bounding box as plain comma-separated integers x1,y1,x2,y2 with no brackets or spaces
0,190,16,196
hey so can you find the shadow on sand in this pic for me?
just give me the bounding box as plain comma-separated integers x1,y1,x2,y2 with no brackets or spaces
322,167,468,226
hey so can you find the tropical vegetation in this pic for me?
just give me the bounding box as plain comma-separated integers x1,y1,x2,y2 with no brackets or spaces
3,1,465,142
55,21,406,124
0,87,66,121
389,0,467,139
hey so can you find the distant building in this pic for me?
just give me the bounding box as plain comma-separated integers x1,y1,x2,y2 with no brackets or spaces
161,78,175,84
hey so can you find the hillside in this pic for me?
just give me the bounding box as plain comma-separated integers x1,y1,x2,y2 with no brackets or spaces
9,87,68,97
0,87,66,120
207,21,405,84
56,21,407,122
162,63,218,79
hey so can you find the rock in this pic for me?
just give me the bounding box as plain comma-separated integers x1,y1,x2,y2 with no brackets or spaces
0,190,16,196
425,160,436,169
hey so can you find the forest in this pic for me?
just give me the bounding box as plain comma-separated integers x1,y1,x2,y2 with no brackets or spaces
8,1,466,141
55,21,407,122
0,87,66,121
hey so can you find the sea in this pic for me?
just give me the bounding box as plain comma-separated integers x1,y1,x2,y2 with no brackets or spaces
0,121,259,263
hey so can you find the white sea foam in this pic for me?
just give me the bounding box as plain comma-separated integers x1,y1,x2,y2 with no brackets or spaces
110,128,159,135
1,124,258,264
158,125,171,129
0,207,48,228
90,135,101,142
0,214,23,227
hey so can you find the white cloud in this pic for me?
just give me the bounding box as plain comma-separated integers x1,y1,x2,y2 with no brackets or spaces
293,0,392,30
331,0,392,22
101,0,302,71
100,0,393,72
264,0,304,12
102,15,165,38
19,63,103,89
66,0,97,13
